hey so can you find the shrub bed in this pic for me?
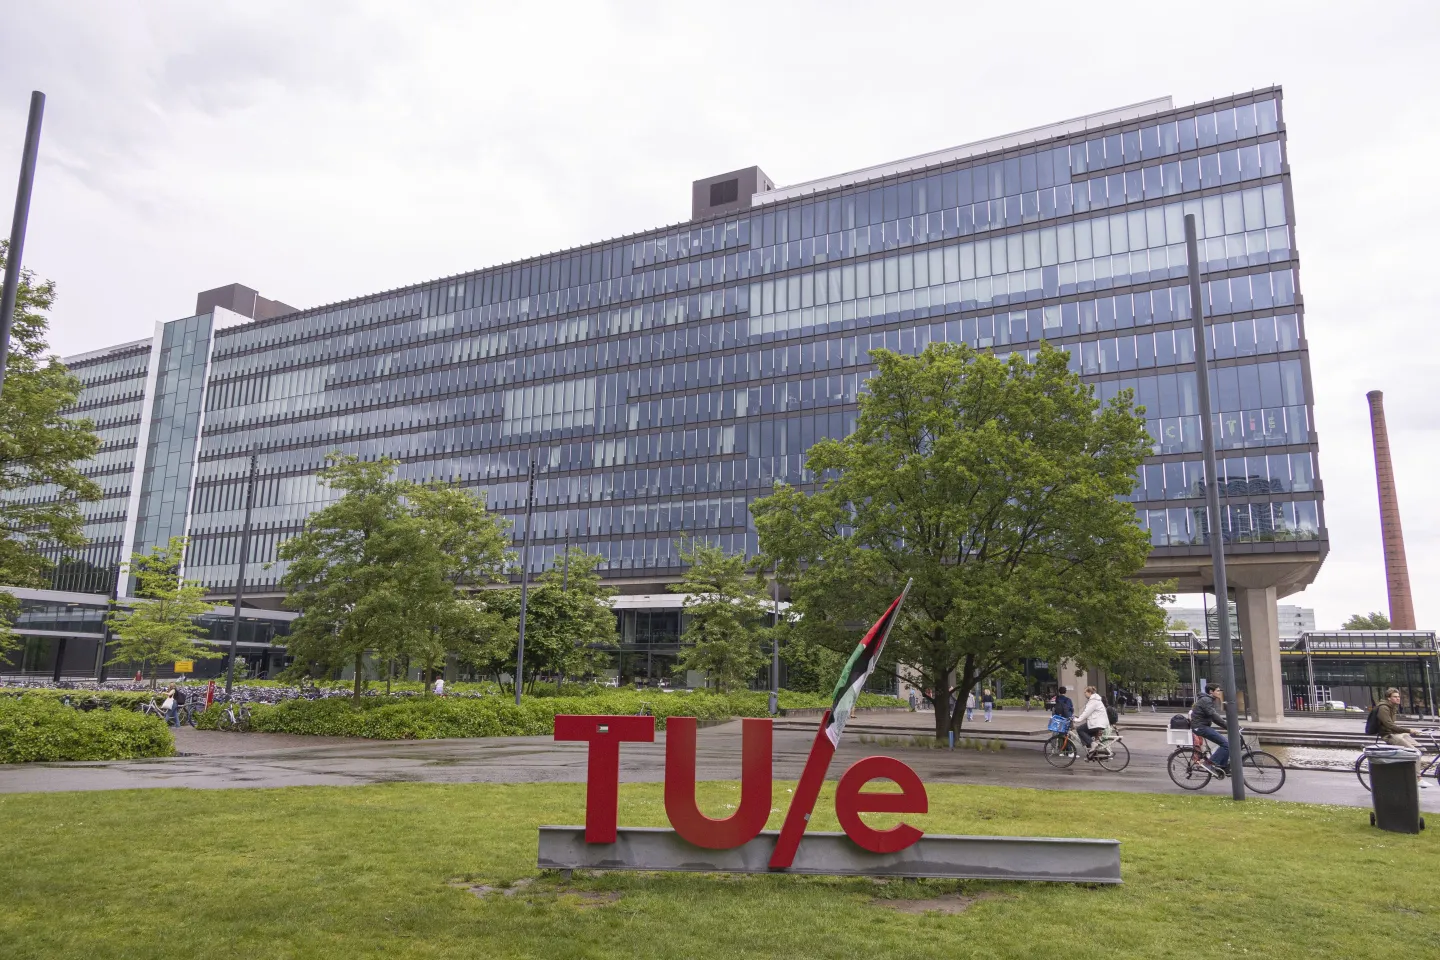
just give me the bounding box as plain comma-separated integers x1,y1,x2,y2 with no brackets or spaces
0,688,159,711
196,690,896,740
0,695,175,763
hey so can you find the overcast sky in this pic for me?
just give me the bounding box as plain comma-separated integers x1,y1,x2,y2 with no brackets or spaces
2,1,1436,629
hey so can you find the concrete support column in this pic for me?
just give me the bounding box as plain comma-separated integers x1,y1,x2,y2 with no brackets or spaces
1236,586,1284,723
1057,660,1089,698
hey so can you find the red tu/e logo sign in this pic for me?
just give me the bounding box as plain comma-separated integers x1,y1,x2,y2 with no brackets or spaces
555,713,927,869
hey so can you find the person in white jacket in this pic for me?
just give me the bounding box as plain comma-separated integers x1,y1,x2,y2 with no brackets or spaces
1072,686,1111,755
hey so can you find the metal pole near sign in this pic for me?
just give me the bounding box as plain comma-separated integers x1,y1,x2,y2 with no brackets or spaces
225,451,259,697
94,562,121,681
1304,639,1316,712
514,452,537,706
0,92,44,399
769,564,780,716
1186,213,1245,802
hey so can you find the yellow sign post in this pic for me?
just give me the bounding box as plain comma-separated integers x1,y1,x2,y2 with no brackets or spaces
174,660,194,674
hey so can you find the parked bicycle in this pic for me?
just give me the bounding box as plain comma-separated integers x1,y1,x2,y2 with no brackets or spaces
138,699,169,722
216,702,252,732
1043,719,1131,772
1167,729,1286,794
1354,728,1440,791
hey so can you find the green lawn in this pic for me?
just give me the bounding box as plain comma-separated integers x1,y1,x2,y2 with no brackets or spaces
0,781,1432,959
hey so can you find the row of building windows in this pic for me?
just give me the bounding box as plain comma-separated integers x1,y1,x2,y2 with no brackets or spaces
1130,452,1317,504
200,178,1289,432
207,121,1285,376
1141,500,1321,548
192,253,1297,463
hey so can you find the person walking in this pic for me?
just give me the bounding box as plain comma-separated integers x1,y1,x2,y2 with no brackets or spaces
965,690,976,722
433,675,446,697
982,688,995,722
172,684,188,727
161,685,179,728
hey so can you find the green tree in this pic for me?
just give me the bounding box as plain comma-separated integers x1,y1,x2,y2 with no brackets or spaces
0,590,19,665
670,541,770,693
105,537,218,687
1342,611,1391,630
0,243,101,592
483,549,617,692
278,456,442,702
752,342,1172,738
406,483,513,688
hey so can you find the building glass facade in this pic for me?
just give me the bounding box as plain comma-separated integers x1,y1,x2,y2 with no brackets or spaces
13,90,1324,620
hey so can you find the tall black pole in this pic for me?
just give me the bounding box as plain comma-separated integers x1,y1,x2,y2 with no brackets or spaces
769,564,780,715
225,452,258,697
0,91,46,398
1186,214,1245,801
558,533,570,689
514,452,537,706
94,562,121,681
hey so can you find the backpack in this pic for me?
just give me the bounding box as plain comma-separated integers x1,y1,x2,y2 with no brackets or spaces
1105,703,1119,726
1364,704,1382,736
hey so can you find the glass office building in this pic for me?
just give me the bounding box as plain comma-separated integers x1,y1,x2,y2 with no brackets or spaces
9,90,1329,706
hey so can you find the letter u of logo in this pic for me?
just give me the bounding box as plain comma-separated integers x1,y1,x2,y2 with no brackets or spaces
664,717,772,849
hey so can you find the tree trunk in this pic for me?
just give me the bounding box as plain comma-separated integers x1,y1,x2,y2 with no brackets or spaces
353,652,363,705
948,657,978,737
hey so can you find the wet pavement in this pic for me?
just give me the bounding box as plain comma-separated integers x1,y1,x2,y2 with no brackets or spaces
2,721,1436,812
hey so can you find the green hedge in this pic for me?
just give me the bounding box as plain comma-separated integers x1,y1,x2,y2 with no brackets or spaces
0,695,175,763
0,689,159,711
197,690,898,740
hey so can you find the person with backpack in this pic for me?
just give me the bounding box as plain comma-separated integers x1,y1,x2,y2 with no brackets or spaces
965,690,976,722
1051,685,1074,721
1369,688,1429,788
1191,686,1230,774
1370,688,1420,750
1073,685,1111,755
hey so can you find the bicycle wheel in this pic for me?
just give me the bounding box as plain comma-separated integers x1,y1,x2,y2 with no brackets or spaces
1355,755,1371,792
217,711,236,732
1168,748,1210,790
1043,734,1078,768
186,707,199,728
1097,740,1131,772
1242,751,1286,795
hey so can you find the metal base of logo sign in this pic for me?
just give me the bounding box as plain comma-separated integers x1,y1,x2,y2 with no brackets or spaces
538,827,1121,884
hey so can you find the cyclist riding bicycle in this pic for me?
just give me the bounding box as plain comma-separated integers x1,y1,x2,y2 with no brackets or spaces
1191,687,1230,775
1051,685,1074,723
1072,685,1111,755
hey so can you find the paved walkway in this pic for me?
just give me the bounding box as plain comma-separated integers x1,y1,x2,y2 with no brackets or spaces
2,722,1435,813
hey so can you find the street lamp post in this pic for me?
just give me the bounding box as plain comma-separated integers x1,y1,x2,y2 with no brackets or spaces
1186,213,1245,802
225,452,259,697
769,565,780,716
514,452,537,706
0,91,45,399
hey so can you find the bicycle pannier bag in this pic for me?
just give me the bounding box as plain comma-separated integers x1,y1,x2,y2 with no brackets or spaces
1169,714,1191,730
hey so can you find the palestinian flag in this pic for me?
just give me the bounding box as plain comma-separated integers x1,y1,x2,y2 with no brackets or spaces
824,581,911,747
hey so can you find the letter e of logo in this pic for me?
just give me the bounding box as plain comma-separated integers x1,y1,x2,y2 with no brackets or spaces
834,755,927,854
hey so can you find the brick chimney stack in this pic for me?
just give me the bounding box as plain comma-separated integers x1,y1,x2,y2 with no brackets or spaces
1366,390,1415,629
